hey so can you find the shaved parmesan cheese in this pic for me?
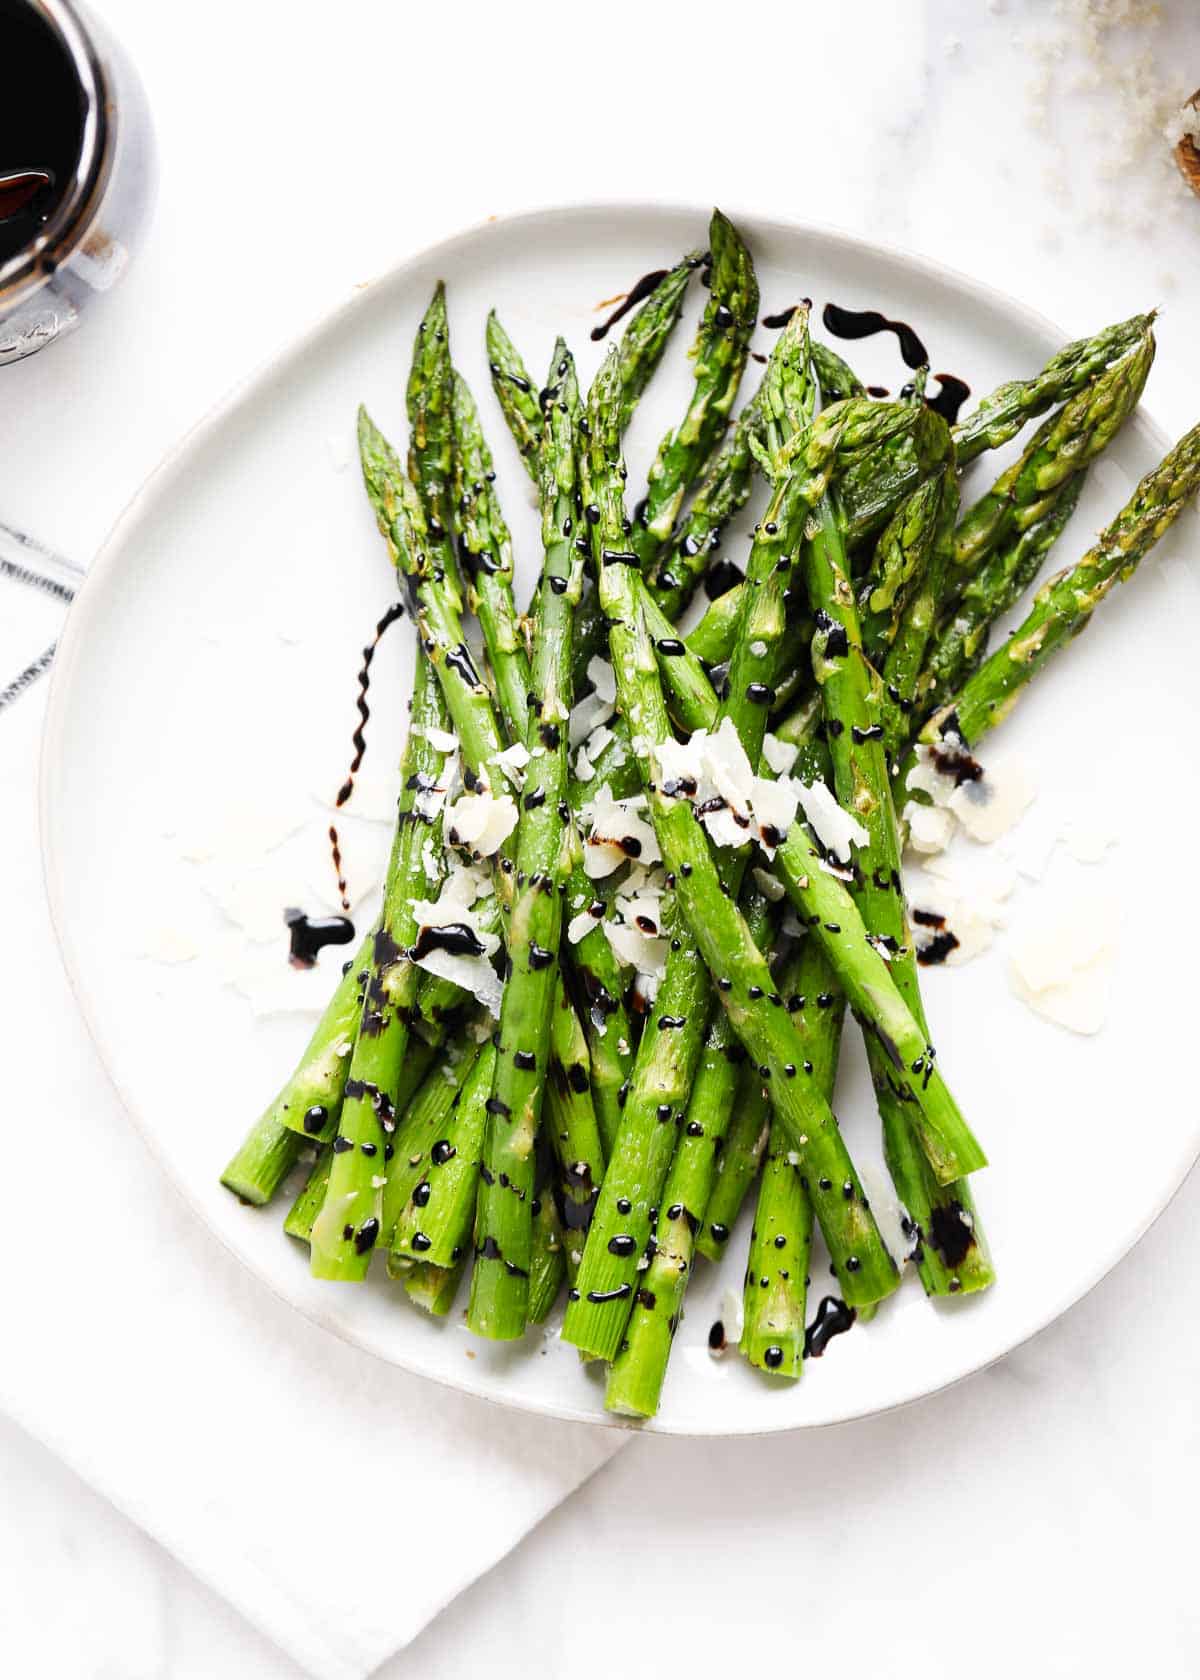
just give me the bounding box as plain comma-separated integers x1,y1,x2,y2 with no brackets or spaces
445,791,519,857
567,909,598,945
584,788,662,877
1008,898,1117,1035
585,724,614,763
904,801,955,856
856,1159,917,1269
948,753,1035,843
415,946,502,1017
569,688,614,748
493,741,530,791
408,890,503,1018
423,726,459,754
604,918,668,978
792,777,869,862
762,732,800,776
574,744,596,783
586,655,617,703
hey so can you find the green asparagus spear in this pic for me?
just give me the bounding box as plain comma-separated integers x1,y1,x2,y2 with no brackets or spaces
604,891,778,1416
359,408,514,806
528,1183,568,1323
614,253,701,431
633,210,758,570
407,283,465,610
486,309,543,475
944,330,1154,617
877,464,960,751
221,1113,306,1208
858,433,952,668
919,472,1084,721
811,340,867,404
285,1034,455,1247
403,1259,465,1316
646,387,766,625
245,932,372,1146
838,311,1156,541
391,1041,496,1268
953,310,1156,465
564,313,816,1361
701,1071,774,1271
573,350,900,1319
283,1149,331,1244
740,939,840,1378
921,419,1200,752
486,255,697,484
310,656,453,1280
468,346,586,1339
802,498,992,1289
452,371,529,737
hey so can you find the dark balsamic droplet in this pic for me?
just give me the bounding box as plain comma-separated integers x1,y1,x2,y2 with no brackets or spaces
410,922,487,961
804,1295,856,1357
590,268,670,341
822,301,928,369
926,372,971,424
303,1105,328,1135
284,909,355,969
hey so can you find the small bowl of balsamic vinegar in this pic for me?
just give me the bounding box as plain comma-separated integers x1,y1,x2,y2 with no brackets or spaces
0,0,156,364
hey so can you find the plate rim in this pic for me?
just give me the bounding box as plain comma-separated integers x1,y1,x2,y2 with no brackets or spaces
38,197,1186,1436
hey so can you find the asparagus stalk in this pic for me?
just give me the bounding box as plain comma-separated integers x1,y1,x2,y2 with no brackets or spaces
694,1061,771,1262
740,939,840,1378
380,1037,478,1246
468,346,586,1339
921,419,1200,753
221,1115,307,1209
309,655,453,1280
918,473,1084,722
407,282,465,610
604,891,778,1416
452,371,529,737
285,1034,452,1246
877,465,960,752
838,310,1157,542
486,254,697,486
646,386,765,625
858,433,952,670
403,1260,465,1316
614,253,701,431
390,1041,496,1268
529,1182,568,1323
811,340,867,404
564,310,816,1361
801,503,993,1290
486,309,543,475
359,408,514,808
244,933,372,1146
633,210,759,570
953,310,1156,465
283,1150,331,1243
943,330,1154,620
574,350,900,1318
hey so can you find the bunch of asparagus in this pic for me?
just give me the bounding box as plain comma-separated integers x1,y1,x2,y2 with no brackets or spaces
222,209,1196,1419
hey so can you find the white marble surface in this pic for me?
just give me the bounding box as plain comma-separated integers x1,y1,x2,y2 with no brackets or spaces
5,0,1200,1674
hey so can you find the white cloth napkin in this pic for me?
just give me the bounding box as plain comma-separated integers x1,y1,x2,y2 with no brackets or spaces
0,669,622,1680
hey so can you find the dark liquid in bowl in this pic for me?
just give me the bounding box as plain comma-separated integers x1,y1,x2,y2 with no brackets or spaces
0,0,87,265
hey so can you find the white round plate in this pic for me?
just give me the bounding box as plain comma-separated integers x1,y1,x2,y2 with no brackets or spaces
41,204,1199,1434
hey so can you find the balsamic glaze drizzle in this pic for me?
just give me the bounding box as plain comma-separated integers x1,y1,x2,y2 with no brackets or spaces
285,908,356,968
803,1295,857,1358
822,301,928,370
590,269,669,342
